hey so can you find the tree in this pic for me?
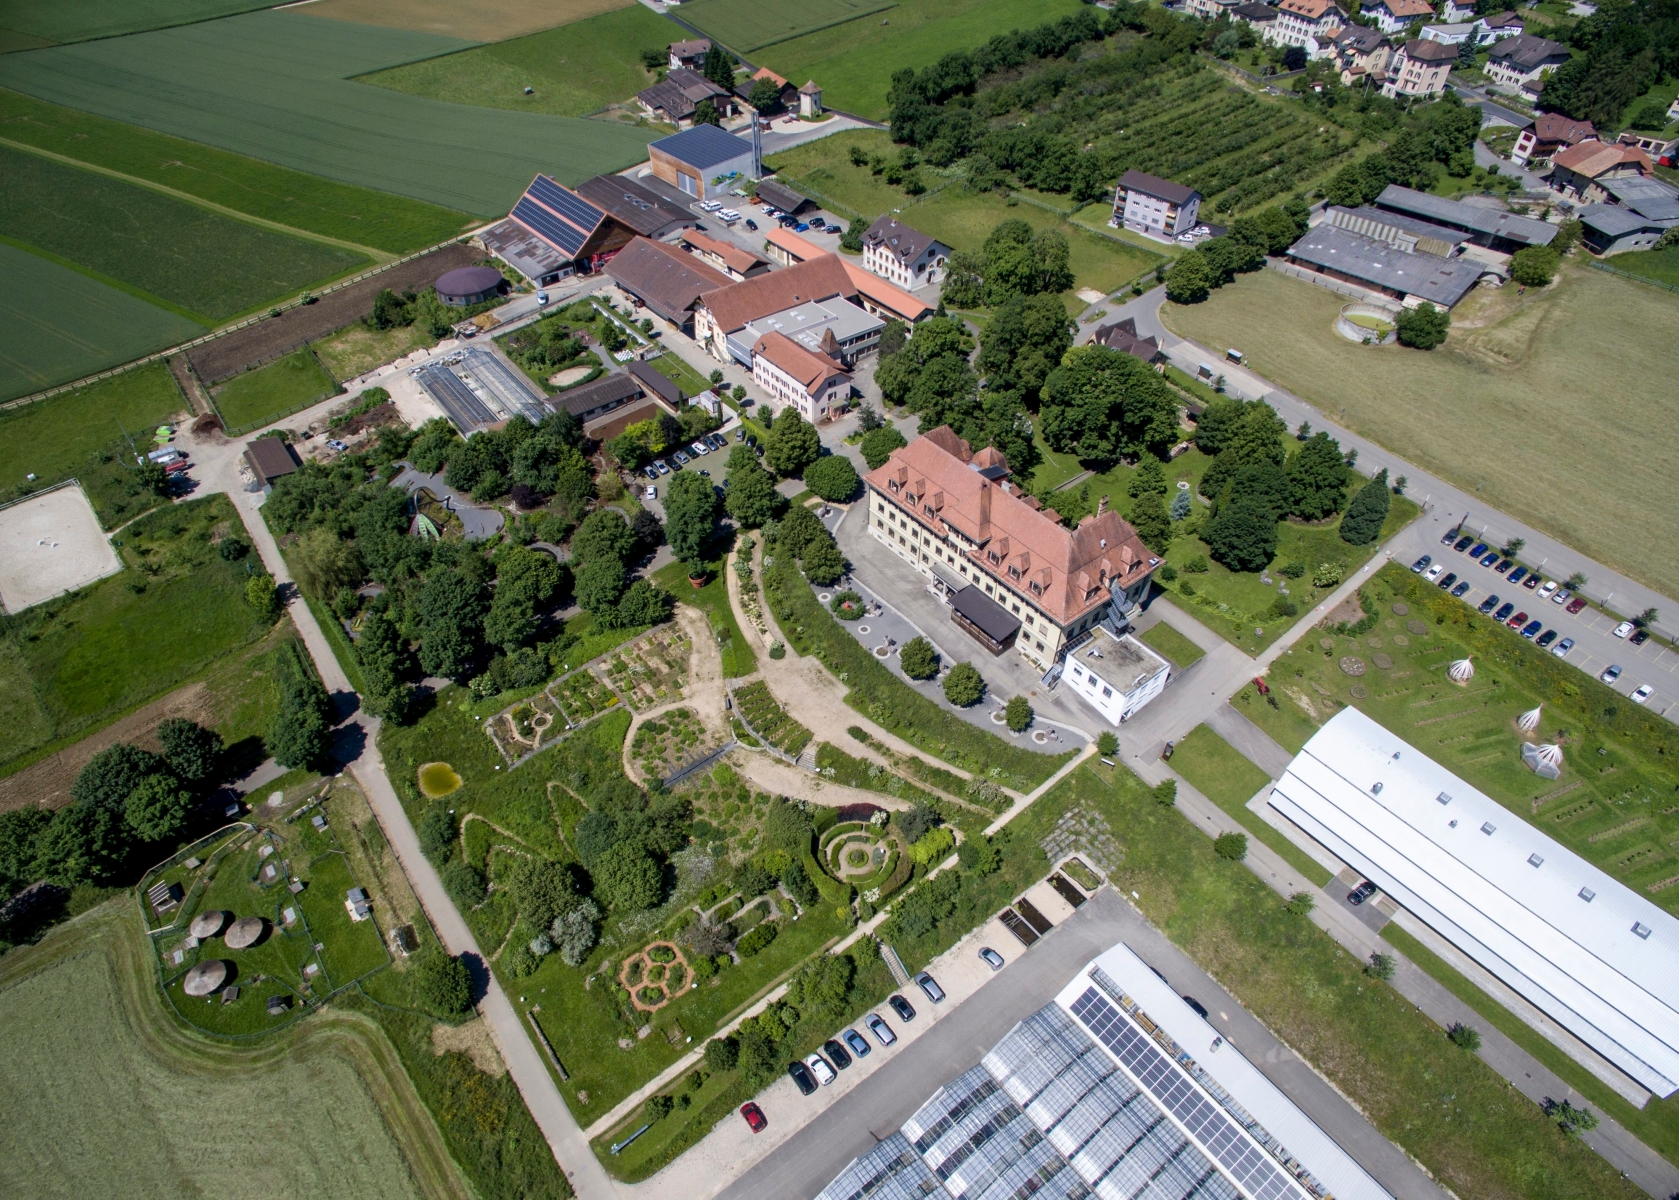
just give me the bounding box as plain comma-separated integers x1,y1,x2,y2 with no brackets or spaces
840,216,868,252
1566,571,1588,590
860,424,908,470
1395,302,1449,350
1636,607,1659,628
592,840,662,909
763,798,813,853
725,452,785,526
801,533,846,584
977,294,1073,399
123,774,193,842
1510,245,1560,286
441,859,488,908
957,836,1001,874
1204,494,1278,572
1284,432,1348,521
943,662,985,706
664,470,719,568
1128,490,1172,555
1170,489,1192,520
631,508,664,551
898,803,938,844
692,99,721,127
574,555,627,619
1154,779,1177,806
748,76,782,111
290,526,363,599
704,1036,740,1072
1339,468,1391,546
618,579,673,628
485,546,562,652
804,455,860,501
1005,695,1033,732
1097,732,1119,757
72,744,168,812
1447,1022,1481,1051
700,43,735,89
505,856,579,931
156,718,222,783
1501,537,1525,557
417,566,489,679
1545,1098,1599,1136
1213,832,1248,860
412,951,473,1017
269,642,333,770
607,433,651,471
765,409,821,476
1165,252,1212,304
786,952,854,1023
1284,890,1315,916
1040,347,1180,461
245,572,281,620
900,636,939,679
1366,952,1396,980
417,804,456,862
137,459,170,498
573,509,637,562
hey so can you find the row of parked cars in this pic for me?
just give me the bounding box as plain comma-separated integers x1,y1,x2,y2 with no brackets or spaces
1412,531,1655,703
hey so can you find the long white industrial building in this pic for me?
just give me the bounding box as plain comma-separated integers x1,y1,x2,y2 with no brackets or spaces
1270,707,1679,1098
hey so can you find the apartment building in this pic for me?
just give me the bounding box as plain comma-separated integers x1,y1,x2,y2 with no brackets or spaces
750,331,851,422
1360,0,1433,35
1112,170,1202,237
1381,37,1456,99
1271,0,1347,50
861,216,950,289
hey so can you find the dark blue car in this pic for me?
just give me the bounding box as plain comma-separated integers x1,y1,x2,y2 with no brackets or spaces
1521,620,1543,639
1480,551,1501,567
1451,580,1471,597
1469,543,1488,558
1478,594,1501,614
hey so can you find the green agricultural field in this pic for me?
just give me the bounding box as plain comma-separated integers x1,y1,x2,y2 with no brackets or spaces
1599,248,1679,289
1161,265,1679,598
361,5,673,117
2,145,367,323
0,494,278,777
0,0,275,48
0,89,474,254
766,130,1161,295
678,0,893,53
0,242,203,403
212,350,340,433
759,0,1087,119
0,10,655,216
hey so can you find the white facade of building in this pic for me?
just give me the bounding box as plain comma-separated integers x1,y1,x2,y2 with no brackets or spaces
750,345,849,422
1062,627,1171,725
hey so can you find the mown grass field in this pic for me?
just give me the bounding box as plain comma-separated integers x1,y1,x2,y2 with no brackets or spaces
362,4,671,117
1136,620,1205,668
0,10,655,216
0,89,475,254
0,0,274,47
0,494,277,776
0,242,202,402
2,144,367,322
212,349,339,432
1601,247,1679,289
312,321,432,381
306,0,632,40
759,0,1087,119
1161,264,1679,598
766,129,1161,295
679,0,894,53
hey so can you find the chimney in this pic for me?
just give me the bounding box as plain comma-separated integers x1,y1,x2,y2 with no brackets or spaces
1096,494,1108,517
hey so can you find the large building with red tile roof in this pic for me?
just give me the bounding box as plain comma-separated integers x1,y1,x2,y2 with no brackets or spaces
751,331,852,421
1550,139,1654,204
865,427,1160,670
761,227,935,324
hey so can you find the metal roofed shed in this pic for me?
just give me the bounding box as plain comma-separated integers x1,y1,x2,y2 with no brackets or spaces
480,218,570,286
549,371,643,421
755,179,812,213
574,174,694,238
435,265,505,306
648,125,757,201
1270,706,1679,1099
1284,224,1487,308
627,359,683,409
244,437,300,489
950,584,1020,653
1372,184,1558,249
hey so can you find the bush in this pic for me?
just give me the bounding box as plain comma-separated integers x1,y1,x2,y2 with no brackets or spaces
412,951,473,1018
1096,732,1118,757
1509,245,1559,287
1447,1022,1481,1051
736,921,778,957
1005,696,1033,732
900,636,939,680
644,1094,674,1122
1153,779,1176,806
704,1036,739,1071
1284,890,1315,916
943,662,985,706
1213,832,1248,860
1184,555,1209,573
830,590,864,619
1367,952,1396,980
804,455,861,501
417,804,456,862
441,859,487,907
1395,302,1449,350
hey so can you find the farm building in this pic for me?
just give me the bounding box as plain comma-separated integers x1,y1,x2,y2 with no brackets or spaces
678,229,771,280
627,360,684,411
1370,185,1556,251
750,331,851,422
1283,206,1494,308
573,175,694,240
606,236,733,334
694,254,877,365
754,178,813,215
648,125,757,201
1579,202,1676,255
1549,140,1656,205
734,67,797,111
816,940,1392,1200
244,437,299,490
492,174,638,283
764,227,935,324
1112,170,1202,238
860,216,950,289
1060,626,1171,725
549,372,646,427
1271,706,1679,1099
183,960,229,997
435,265,504,306
637,68,737,128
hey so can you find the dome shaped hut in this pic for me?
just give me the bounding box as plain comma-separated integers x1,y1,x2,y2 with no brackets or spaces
190,910,231,939
1448,658,1475,683
1518,706,1542,733
225,916,267,949
183,960,229,997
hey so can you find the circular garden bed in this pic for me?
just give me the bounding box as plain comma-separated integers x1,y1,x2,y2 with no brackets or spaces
619,940,691,1012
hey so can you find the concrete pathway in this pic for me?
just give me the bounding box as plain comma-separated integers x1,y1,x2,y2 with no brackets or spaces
1205,703,1293,778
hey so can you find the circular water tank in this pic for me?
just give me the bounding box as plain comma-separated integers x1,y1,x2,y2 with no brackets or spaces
436,266,505,306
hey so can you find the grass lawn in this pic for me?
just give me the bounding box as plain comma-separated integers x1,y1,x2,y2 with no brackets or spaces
766,130,1161,296
360,5,672,117
1600,247,1679,289
0,10,655,217
1137,620,1205,668
312,321,433,381
648,350,715,400
1160,264,1679,598
654,557,756,678
1,143,368,322
758,0,1088,120
0,88,473,253
1038,763,1640,1200
678,0,893,53
305,0,635,40
0,241,203,402
212,349,340,433
1169,724,1331,887
0,493,279,777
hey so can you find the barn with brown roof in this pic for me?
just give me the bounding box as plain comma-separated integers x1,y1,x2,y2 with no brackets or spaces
605,237,733,334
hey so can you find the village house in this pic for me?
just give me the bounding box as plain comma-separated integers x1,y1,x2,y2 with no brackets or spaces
1549,139,1654,204
637,68,736,128
667,39,710,71
1232,1,1282,38
860,216,950,289
1484,33,1570,97
678,229,771,280
763,226,935,324
750,331,852,422
1382,37,1457,99
1330,26,1391,86
604,236,733,335
694,254,881,367
1510,113,1596,168
1361,0,1433,35
1271,0,1346,49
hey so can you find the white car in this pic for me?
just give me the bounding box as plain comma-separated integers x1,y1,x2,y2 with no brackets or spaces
1614,621,1635,639
698,200,722,212
804,1052,836,1086
719,208,741,223
1424,564,1445,582
644,484,657,499
1632,684,1655,705
1537,580,1558,600
1552,589,1571,605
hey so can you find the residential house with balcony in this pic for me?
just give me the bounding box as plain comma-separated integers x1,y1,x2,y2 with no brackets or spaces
1382,38,1457,99
1112,170,1202,237
1361,0,1433,35
667,39,710,70
1330,26,1391,86
1484,34,1570,98
1510,113,1596,167
751,331,851,421
1272,0,1346,49
861,216,950,289
1232,1,1282,38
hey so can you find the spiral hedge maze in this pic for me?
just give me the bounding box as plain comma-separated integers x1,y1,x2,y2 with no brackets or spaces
819,821,909,901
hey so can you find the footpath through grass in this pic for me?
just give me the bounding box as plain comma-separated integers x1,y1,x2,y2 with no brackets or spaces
212,349,340,433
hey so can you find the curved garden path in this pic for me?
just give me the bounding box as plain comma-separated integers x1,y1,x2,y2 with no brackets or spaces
621,603,730,785
728,752,911,812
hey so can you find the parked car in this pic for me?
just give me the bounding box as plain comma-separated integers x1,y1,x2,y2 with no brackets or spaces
1452,536,1473,552
1478,595,1501,615
1601,664,1623,684
745,218,758,231
672,450,690,465
914,972,946,1004
805,1052,836,1086
1553,637,1575,658
888,994,917,1022
1411,555,1432,573
735,427,746,440
537,289,549,306
1536,629,1558,649
1494,603,1515,622
1523,574,1541,590
1566,596,1588,614
1437,572,1458,590
841,1028,871,1058
699,200,723,212
978,946,1004,971
644,465,659,480
788,1061,817,1096
1521,620,1542,639
719,208,741,223
644,485,657,499
740,1102,767,1132
324,439,347,453
795,222,810,232
1480,551,1501,567
690,440,710,456
1451,580,1471,598
1441,528,1461,545
708,433,729,450
1552,588,1571,605
1494,558,1514,574
1506,611,1528,629
1614,621,1635,639
1468,543,1488,559
654,459,671,475
865,1012,897,1045
1425,564,1444,582
1632,628,1650,646
1538,580,1559,600
1348,880,1378,905
1508,566,1528,585
1632,685,1654,705
822,1039,852,1070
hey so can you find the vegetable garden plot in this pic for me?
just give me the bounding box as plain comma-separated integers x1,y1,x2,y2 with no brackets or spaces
551,666,620,724
602,626,691,711
631,707,718,778
730,680,811,757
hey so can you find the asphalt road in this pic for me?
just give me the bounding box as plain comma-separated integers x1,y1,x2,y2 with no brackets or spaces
716,888,1447,1200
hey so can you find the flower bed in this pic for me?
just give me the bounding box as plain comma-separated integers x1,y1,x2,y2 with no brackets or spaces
731,680,812,757
552,667,620,724
602,627,692,712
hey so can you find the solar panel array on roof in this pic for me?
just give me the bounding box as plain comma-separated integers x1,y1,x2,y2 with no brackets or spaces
529,174,605,234
514,196,585,257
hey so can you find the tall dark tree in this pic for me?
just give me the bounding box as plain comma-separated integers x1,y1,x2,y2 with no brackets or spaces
1128,490,1172,555
725,447,785,527
417,567,489,679
1040,346,1180,461
976,294,1072,399
664,470,719,568
700,44,736,90
72,745,167,812
268,640,334,770
1339,469,1391,545
1284,433,1348,521
1203,493,1278,572
764,410,821,477
156,719,222,784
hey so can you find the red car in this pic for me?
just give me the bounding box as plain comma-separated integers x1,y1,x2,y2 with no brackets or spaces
1506,611,1528,629
740,1102,767,1133
1566,596,1588,615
